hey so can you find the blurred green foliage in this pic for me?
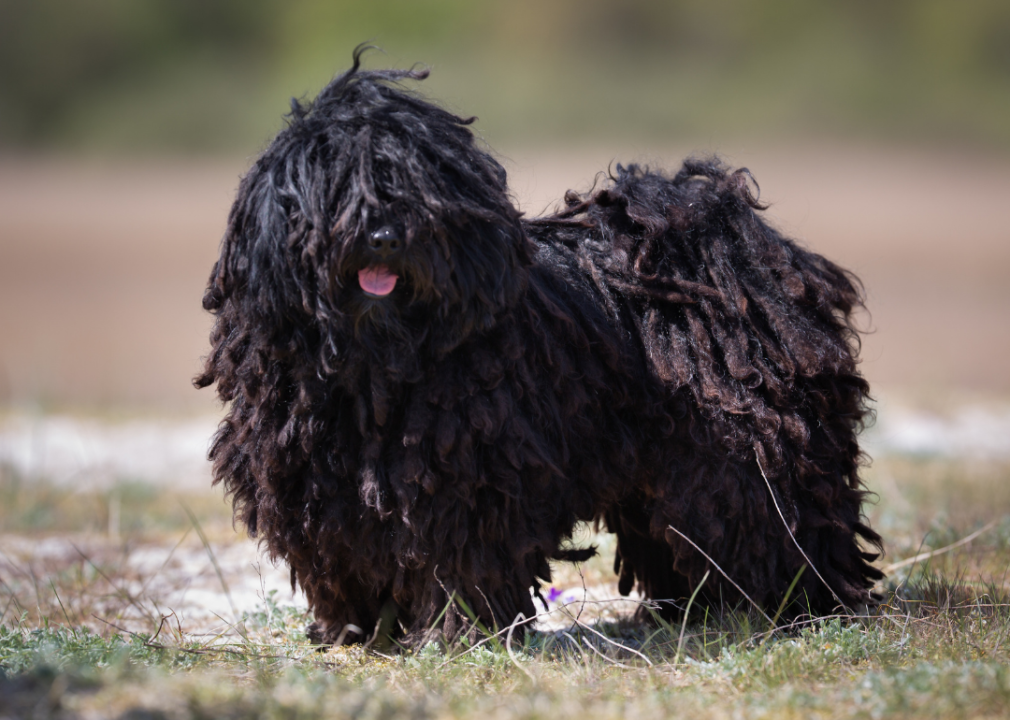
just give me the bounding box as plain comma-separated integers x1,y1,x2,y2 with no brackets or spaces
1,0,1008,152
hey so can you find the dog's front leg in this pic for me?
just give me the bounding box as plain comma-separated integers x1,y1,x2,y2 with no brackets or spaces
300,571,402,648
408,567,542,648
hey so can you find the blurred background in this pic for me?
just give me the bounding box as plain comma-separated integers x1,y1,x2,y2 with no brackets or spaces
1,0,1009,491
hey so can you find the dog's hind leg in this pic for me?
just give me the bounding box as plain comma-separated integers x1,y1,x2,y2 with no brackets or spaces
640,450,882,620
605,499,696,622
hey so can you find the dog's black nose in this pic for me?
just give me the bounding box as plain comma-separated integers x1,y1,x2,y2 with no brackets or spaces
368,226,402,260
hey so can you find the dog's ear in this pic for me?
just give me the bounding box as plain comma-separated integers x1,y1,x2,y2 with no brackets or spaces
429,153,533,333
429,216,532,348
469,223,532,314
219,162,314,318
196,164,293,391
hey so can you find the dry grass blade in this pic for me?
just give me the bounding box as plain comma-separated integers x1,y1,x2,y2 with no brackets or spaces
181,503,239,625
756,447,846,609
560,604,654,666
581,635,631,668
769,565,807,628
90,615,343,668
435,593,655,669
883,518,1002,573
436,611,539,669
506,613,535,682
136,527,192,599
333,623,363,647
675,569,710,664
666,523,775,626
49,581,72,626
70,542,159,628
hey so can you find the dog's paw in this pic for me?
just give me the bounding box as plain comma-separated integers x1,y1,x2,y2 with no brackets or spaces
306,620,366,648
305,621,328,649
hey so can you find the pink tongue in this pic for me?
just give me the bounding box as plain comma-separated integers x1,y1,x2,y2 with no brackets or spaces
358,265,399,296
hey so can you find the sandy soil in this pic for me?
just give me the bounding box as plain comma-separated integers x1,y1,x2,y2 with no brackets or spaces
1,144,1008,413
0,526,644,637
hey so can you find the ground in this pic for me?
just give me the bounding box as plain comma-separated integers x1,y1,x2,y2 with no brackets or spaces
2,451,1010,719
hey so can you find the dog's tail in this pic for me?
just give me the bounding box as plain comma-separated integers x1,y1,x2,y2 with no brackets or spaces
552,546,598,563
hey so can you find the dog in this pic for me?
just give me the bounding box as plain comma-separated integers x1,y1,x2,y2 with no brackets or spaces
196,49,882,647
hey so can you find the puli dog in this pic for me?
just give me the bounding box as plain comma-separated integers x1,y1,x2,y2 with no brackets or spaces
197,51,882,647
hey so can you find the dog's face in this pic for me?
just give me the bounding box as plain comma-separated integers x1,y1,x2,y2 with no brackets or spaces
321,153,527,353
201,63,533,384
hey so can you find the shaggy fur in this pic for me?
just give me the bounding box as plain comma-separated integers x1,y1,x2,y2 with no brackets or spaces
197,51,883,647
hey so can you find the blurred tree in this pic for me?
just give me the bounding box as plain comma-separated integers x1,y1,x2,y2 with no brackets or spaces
0,0,277,148
0,0,1007,151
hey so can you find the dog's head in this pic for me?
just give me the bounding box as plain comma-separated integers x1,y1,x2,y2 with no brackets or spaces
199,50,532,390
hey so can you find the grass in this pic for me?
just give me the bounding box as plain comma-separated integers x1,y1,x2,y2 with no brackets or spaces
2,454,1010,719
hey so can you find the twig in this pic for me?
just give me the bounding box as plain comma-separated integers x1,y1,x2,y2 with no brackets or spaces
755,447,846,610
883,518,1001,573
448,593,497,650
430,565,483,649
666,523,775,626
428,580,456,632
573,562,589,627
364,616,385,649
93,615,235,656
149,613,172,645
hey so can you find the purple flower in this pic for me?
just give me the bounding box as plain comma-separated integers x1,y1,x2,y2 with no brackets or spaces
545,586,563,603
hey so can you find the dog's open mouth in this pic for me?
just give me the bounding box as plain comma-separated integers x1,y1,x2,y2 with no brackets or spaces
358,265,399,297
